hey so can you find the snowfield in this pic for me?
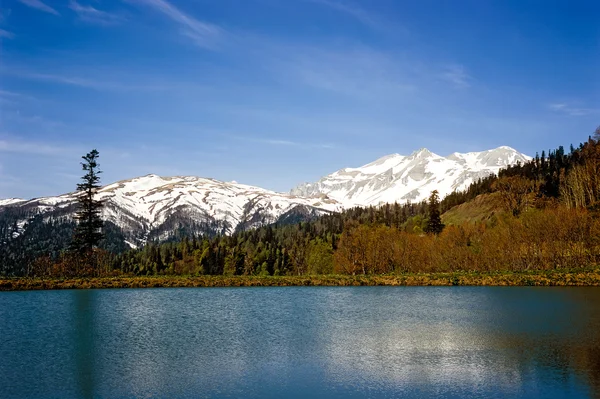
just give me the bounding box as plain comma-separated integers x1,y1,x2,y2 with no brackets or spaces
291,146,531,207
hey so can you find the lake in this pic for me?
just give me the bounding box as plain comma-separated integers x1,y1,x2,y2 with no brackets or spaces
1,287,600,398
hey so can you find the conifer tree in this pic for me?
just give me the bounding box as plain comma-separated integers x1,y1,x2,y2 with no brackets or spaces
71,149,104,254
425,190,444,235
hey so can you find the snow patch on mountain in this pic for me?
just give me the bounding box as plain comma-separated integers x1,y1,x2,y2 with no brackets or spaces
94,174,341,228
0,198,26,207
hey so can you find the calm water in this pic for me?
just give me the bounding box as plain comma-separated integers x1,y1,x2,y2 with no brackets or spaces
1,287,600,399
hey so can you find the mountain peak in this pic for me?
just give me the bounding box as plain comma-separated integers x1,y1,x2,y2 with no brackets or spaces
409,148,435,158
376,153,403,161
480,146,521,155
358,153,403,170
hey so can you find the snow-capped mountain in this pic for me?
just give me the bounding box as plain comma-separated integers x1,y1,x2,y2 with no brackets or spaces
0,199,25,207
291,146,531,207
0,174,341,247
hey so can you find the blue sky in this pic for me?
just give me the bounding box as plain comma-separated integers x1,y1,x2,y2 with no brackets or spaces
0,0,598,199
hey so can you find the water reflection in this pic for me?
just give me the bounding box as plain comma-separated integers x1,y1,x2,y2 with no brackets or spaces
73,290,95,399
1,287,600,398
319,288,600,398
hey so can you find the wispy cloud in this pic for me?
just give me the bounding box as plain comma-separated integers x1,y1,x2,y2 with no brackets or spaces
231,134,334,150
306,0,407,36
271,45,417,98
0,90,31,105
263,139,299,146
6,71,110,90
0,136,84,198
17,0,60,16
1,68,182,92
308,0,378,29
2,111,67,131
548,103,599,117
440,64,472,88
0,29,14,39
0,138,79,156
69,1,125,25
127,0,223,49
0,89,31,98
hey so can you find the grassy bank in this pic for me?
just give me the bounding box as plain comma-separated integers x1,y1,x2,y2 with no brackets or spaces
2,269,600,291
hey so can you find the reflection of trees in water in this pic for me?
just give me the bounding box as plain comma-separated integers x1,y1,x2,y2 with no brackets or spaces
560,289,600,398
585,347,600,398
469,289,600,398
568,345,600,398
73,290,95,399
465,287,600,397
320,287,600,397
486,334,600,397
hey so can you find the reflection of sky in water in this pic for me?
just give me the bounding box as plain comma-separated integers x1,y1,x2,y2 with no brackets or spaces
318,289,530,397
320,288,599,398
1,287,599,398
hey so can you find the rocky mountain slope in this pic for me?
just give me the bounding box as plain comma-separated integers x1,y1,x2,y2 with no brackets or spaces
0,174,341,247
291,146,531,206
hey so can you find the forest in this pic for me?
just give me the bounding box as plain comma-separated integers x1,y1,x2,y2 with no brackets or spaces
5,129,600,278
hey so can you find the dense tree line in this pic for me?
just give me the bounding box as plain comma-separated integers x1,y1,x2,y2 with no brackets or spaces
442,128,600,213
334,206,599,274
107,198,437,276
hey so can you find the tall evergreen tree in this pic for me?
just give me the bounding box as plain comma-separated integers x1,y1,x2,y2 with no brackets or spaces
71,149,104,254
425,190,444,235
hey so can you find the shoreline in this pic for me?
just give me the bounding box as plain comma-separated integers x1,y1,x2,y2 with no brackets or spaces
2,269,600,291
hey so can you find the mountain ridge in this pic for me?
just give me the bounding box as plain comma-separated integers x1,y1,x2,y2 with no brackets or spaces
290,146,531,207
0,146,529,248
0,174,342,248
